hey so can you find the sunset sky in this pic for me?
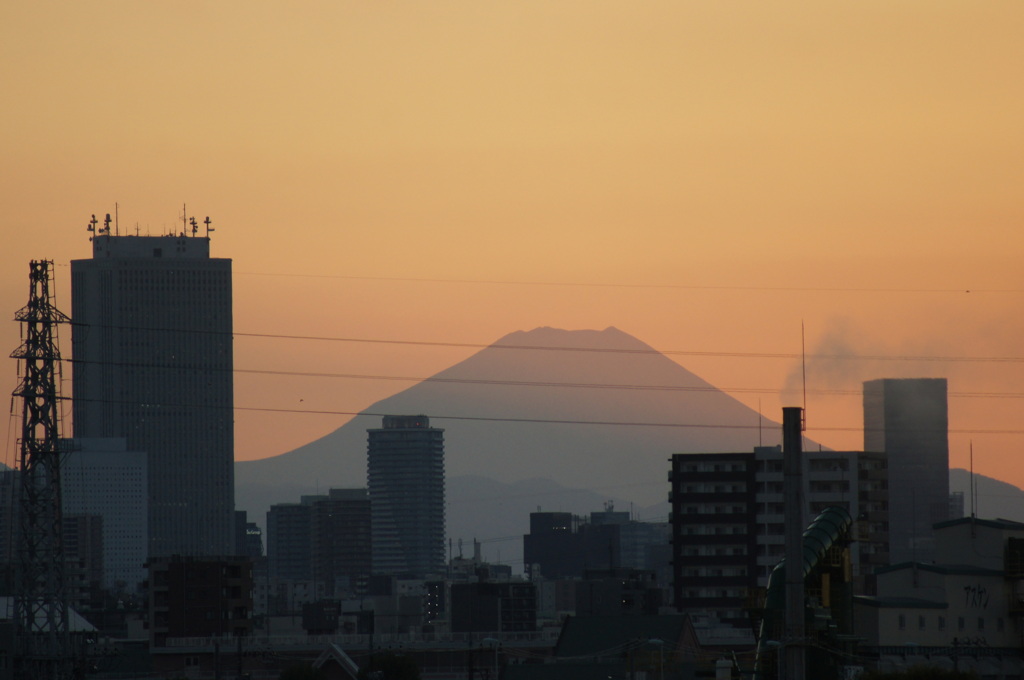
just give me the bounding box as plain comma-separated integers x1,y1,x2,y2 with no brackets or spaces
2,2,1022,487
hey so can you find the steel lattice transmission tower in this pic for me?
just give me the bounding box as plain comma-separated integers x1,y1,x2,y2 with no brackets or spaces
11,260,73,680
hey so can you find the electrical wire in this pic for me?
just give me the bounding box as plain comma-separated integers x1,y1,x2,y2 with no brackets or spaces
63,320,1024,364
61,357,1024,401
60,396,1024,436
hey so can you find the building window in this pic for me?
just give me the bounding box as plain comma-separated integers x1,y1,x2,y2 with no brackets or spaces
938,616,945,631
898,615,906,630
918,615,925,630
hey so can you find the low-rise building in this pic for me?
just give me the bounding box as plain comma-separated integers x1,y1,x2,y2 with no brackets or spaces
147,555,253,648
854,517,1024,676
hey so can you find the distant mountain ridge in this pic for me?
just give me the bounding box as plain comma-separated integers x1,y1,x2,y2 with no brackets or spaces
235,326,790,550
235,326,787,520
950,468,1024,523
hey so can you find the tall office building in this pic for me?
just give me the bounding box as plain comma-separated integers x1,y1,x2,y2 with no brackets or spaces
367,415,445,578
71,232,234,557
864,378,948,564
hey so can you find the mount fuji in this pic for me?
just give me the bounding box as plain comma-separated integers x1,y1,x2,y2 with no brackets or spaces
235,326,792,555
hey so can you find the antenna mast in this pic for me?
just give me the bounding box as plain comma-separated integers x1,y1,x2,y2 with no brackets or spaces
11,260,73,680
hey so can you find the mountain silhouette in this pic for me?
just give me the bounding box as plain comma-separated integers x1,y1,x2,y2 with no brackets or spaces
235,326,790,543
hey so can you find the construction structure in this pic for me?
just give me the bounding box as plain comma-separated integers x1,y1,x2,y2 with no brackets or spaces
11,260,73,679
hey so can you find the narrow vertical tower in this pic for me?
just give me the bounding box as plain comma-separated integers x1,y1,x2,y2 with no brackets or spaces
782,406,806,680
11,260,72,680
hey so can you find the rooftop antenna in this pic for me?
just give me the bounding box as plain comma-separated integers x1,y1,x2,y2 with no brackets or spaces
204,216,213,238
115,202,119,236
190,217,198,236
102,213,112,235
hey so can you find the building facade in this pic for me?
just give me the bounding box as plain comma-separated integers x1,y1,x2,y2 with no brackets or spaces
864,378,948,564
367,416,445,578
147,555,253,647
71,233,234,557
61,437,148,590
311,488,372,596
669,451,758,625
266,501,315,582
669,446,889,624
853,517,1024,676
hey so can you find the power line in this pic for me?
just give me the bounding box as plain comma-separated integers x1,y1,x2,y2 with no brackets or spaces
67,397,1024,436
65,321,1024,364
65,358,1024,401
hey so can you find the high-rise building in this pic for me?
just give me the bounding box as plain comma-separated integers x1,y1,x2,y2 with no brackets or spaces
863,378,948,564
669,446,889,625
367,415,445,578
71,232,234,558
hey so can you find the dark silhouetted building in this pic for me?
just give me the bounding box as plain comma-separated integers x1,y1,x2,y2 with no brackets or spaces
450,581,536,633
864,378,948,563
266,489,371,597
235,510,264,559
523,511,622,580
368,416,445,578
147,555,253,647
311,488,371,595
267,500,315,582
72,233,234,558
575,568,663,616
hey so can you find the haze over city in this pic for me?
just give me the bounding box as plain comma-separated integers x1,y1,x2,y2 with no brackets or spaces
3,1,1023,490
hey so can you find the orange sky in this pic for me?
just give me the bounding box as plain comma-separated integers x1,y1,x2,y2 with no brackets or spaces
2,2,1022,487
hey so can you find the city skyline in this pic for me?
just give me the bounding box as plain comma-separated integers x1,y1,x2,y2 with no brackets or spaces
2,2,1023,494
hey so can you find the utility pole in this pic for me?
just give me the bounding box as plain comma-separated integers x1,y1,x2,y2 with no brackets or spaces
11,260,73,680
